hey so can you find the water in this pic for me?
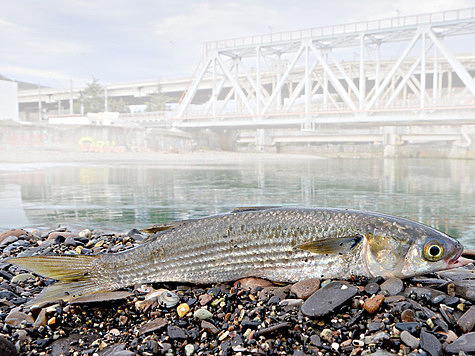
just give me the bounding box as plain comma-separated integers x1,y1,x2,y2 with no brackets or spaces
0,156,474,248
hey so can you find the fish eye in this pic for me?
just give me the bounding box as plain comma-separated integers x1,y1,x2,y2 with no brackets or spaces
423,241,445,261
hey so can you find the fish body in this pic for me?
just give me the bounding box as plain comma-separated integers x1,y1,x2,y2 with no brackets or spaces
8,207,468,306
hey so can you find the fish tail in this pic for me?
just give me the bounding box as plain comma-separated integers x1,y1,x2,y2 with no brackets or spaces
8,255,105,306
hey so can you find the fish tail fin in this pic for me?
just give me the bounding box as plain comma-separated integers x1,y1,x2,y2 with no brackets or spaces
8,255,105,306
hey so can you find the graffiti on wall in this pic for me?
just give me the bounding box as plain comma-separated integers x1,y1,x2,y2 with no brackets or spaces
78,136,126,153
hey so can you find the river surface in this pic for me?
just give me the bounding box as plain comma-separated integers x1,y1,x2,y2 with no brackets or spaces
0,156,474,248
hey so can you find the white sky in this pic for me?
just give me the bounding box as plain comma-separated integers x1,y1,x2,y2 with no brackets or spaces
0,0,472,88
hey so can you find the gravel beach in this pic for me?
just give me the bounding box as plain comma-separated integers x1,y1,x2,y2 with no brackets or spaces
0,227,474,355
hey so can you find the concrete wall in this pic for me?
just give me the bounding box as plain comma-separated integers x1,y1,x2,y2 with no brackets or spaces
0,80,19,121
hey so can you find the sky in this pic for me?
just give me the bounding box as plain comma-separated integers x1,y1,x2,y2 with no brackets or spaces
0,0,473,89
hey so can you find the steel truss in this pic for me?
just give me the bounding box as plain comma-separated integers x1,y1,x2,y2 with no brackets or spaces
177,8,475,123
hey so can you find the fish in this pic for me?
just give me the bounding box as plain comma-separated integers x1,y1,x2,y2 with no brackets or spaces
7,207,471,306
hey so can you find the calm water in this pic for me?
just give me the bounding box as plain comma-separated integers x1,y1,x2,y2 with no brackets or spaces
0,157,474,248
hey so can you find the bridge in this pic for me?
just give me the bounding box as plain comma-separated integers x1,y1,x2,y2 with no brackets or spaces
17,7,475,153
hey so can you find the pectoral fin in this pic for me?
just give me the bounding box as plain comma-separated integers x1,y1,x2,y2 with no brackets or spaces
295,235,363,255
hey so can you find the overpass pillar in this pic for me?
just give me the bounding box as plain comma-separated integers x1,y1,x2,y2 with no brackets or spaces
383,126,401,158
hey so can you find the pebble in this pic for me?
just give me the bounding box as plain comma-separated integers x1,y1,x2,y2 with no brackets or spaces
184,344,195,356
0,228,27,241
400,330,420,349
453,280,475,301
395,322,420,333
139,318,167,335
0,235,18,248
234,277,274,292
363,294,385,314
177,303,190,318
364,282,380,295
71,291,133,304
157,290,180,308
320,328,333,343
380,277,404,296
5,310,34,327
443,332,475,353
401,309,417,322
201,320,219,334
420,329,442,356
301,281,358,317
0,335,17,356
194,308,213,320
10,273,35,284
290,278,320,299
457,305,475,333
199,293,213,306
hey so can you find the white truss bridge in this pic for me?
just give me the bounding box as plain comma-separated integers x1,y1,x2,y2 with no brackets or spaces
176,7,475,130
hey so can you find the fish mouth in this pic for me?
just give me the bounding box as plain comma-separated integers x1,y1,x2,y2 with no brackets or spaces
446,249,473,269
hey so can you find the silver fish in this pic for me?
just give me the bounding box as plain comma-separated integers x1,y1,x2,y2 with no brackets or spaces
7,207,470,306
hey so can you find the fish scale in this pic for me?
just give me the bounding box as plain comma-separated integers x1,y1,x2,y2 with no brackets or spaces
7,207,467,306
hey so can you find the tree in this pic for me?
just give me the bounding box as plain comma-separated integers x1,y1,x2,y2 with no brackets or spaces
145,85,171,111
75,78,105,114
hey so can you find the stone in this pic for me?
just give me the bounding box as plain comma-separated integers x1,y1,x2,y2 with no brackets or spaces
177,303,190,318
33,308,47,327
279,299,304,311
234,277,274,293
0,335,18,356
0,228,27,242
401,309,416,322
395,322,420,334
167,325,186,339
400,330,420,349
443,332,475,353
139,318,167,335
185,344,195,356
453,280,475,301
380,277,404,296
320,328,333,343
199,294,213,306
194,308,213,320
100,343,135,356
11,273,35,284
71,291,133,304
310,334,321,347
420,329,442,356
363,294,385,314
301,281,358,317
0,235,18,248
201,320,219,334
47,231,78,241
457,306,475,333
364,331,389,344
5,309,34,327
364,282,380,295
290,278,320,299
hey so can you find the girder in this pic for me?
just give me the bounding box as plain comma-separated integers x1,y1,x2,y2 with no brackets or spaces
177,7,475,123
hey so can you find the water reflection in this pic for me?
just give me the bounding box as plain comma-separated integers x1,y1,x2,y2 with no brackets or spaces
0,158,473,248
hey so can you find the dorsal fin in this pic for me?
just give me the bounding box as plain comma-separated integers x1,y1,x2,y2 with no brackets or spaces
232,206,281,213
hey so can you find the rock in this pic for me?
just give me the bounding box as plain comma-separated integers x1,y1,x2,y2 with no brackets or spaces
279,299,304,311
395,322,420,334
401,309,417,322
259,286,290,301
437,267,474,281
364,331,389,344
234,277,274,292
199,293,213,306
71,291,133,304
457,306,475,333
301,281,358,317
201,320,219,334
99,343,135,356
33,308,47,327
185,344,195,356
0,235,18,248
47,231,78,241
0,228,27,242
5,310,34,327
364,282,380,295
400,330,420,349
139,318,167,335
258,322,289,336
0,335,18,356
310,334,321,347
420,329,442,356
290,278,320,299
167,325,186,339
320,328,333,343
11,273,35,284
194,308,213,320
363,294,385,314
443,332,475,353
453,280,475,301
177,303,190,318
157,290,180,308
380,277,404,296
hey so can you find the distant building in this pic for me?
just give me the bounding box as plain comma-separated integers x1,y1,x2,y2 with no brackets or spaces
0,79,19,121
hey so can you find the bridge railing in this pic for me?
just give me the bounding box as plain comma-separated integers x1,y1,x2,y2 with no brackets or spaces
204,7,475,53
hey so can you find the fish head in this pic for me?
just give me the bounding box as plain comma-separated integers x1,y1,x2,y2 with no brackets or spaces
363,222,467,279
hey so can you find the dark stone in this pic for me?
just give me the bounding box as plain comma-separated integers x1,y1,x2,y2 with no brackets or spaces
368,321,382,332
442,295,459,306
257,322,289,336
241,318,260,329
364,282,380,295
395,322,420,334
453,280,475,301
267,295,281,305
310,334,321,347
301,281,358,317
443,332,475,353
139,318,167,335
0,290,18,299
127,229,142,237
167,325,186,339
207,287,222,296
201,320,219,334
380,278,404,296
457,306,475,333
420,330,442,356
0,335,17,356
64,236,77,247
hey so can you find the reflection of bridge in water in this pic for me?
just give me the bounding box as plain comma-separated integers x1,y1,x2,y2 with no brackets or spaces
19,8,475,151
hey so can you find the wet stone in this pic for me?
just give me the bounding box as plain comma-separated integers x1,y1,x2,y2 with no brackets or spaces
395,322,420,334
443,332,475,353
139,318,167,335
290,278,320,299
453,280,475,301
11,273,35,284
401,309,417,322
400,330,420,349
193,308,213,320
201,320,219,334
167,325,186,339
380,278,404,296
5,310,34,327
420,329,442,356
0,236,18,248
301,281,358,317
456,305,475,333
364,282,380,295
234,277,274,293
363,294,385,314
70,291,133,304
368,322,382,332
0,335,17,356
